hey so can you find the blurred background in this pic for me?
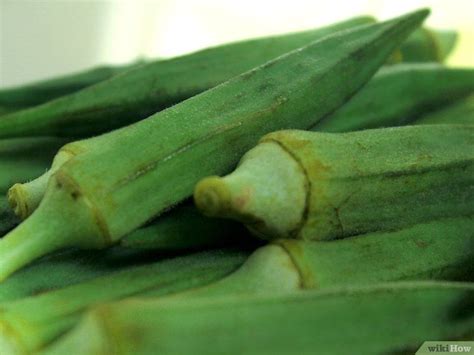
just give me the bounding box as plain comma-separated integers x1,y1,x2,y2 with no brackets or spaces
1,0,473,88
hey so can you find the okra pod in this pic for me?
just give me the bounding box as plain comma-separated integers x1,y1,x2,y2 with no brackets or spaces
0,10,428,280
312,64,474,132
398,28,457,62
0,248,249,354
0,16,374,139
0,62,145,112
195,125,473,240
413,94,474,125
43,282,474,355
170,217,474,298
11,63,474,221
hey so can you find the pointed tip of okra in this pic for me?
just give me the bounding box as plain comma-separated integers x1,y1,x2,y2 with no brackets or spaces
7,183,31,220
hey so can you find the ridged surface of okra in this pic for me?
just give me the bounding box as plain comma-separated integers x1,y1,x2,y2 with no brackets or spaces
0,248,250,354
195,125,474,240
0,16,373,139
167,217,474,298
10,63,474,223
0,62,145,112
0,10,429,280
313,64,474,132
42,282,474,355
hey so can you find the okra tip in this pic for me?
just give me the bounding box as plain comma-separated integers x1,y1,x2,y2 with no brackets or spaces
194,176,232,218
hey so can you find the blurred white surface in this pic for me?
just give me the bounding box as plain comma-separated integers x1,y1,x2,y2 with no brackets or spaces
0,0,473,88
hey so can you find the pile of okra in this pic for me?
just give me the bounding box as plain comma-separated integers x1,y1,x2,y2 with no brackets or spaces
0,8,473,355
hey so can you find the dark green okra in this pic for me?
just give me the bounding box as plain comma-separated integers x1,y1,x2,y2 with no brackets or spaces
195,125,474,240
0,62,145,112
0,248,249,354
413,94,474,125
313,64,474,132
398,27,457,62
0,16,374,139
43,281,474,355
10,63,474,222
0,208,254,302
0,10,428,281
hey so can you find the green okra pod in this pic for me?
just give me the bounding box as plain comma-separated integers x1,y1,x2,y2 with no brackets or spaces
43,281,474,355
195,125,474,240
11,63,474,221
168,217,474,298
0,16,374,139
312,64,474,132
0,62,145,112
0,9,428,280
0,248,249,354
413,94,474,125
398,27,457,63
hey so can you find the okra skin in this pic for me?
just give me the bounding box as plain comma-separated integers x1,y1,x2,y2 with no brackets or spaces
313,64,474,132
0,248,249,354
196,125,474,240
0,17,374,139
399,28,457,62
0,10,428,280
0,62,144,112
42,282,474,355
13,63,474,222
414,94,474,125
171,217,474,299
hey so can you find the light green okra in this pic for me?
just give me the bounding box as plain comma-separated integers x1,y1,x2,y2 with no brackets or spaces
0,16,374,139
413,94,474,125
42,281,474,355
167,217,474,298
195,125,474,240
313,64,474,132
0,9,428,281
10,63,474,223
0,61,146,112
0,248,249,354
